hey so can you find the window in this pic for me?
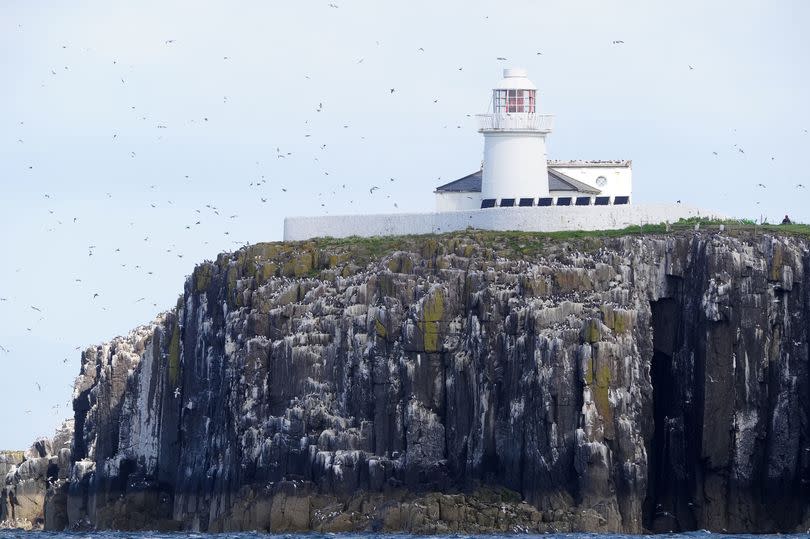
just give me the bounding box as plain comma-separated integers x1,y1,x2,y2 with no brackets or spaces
595,176,608,187
556,197,572,206
575,197,591,206
507,90,522,112
493,89,536,113
538,197,553,207
594,196,610,206
500,198,515,207
518,198,534,207
614,196,630,205
494,91,507,113
481,198,496,209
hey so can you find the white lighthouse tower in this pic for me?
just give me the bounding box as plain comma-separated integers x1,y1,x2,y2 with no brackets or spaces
283,65,720,242
478,68,553,206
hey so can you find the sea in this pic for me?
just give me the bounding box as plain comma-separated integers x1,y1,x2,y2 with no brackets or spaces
0,533,807,539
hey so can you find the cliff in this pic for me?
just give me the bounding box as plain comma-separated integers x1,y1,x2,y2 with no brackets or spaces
0,422,72,530
3,226,809,533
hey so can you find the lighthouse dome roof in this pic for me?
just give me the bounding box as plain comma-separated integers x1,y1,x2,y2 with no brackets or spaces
495,67,537,90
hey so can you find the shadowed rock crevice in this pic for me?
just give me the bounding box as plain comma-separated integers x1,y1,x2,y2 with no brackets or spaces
646,294,698,532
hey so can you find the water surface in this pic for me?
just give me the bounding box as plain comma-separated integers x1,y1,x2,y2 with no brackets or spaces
1,532,807,539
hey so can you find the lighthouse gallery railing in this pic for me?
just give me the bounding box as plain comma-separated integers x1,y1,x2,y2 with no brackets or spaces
476,113,554,132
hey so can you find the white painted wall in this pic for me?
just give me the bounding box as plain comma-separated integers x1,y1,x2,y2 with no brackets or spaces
550,166,632,199
482,132,549,200
284,204,722,241
435,191,481,211
435,165,632,210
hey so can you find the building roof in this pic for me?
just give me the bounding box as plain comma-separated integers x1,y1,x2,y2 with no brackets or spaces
495,68,537,90
433,170,483,192
548,168,601,194
434,166,603,195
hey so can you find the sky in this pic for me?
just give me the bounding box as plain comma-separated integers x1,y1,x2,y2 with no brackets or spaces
1,0,809,449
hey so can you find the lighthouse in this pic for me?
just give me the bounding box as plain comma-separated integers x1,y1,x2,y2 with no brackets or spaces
478,68,553,207
284,64,719,242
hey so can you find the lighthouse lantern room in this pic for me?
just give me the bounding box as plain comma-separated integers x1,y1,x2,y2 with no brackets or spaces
478,68,554,205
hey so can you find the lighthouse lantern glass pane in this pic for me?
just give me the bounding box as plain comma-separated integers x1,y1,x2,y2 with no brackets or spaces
507,90,526,112
495,89,536,113
493,90,508,113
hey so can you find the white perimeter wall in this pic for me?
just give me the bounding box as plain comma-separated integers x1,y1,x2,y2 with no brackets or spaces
284,204,722,241
435,191,482,211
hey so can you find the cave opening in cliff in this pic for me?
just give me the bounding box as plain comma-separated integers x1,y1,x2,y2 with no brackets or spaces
645,296,695,533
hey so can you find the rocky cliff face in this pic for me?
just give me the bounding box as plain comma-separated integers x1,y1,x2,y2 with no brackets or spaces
0,421,72,530
6,230,809,533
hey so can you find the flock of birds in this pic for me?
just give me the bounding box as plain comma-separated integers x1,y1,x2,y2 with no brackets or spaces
1,5,808,442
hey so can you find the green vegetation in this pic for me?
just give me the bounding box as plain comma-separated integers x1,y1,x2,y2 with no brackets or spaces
167,322,181,386
305,218,810,260
203,218,809,296
583,318,602,343
419,289,445,352
194,264,213,292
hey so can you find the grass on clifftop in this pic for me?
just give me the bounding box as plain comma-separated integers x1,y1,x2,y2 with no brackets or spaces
306,218,810,259
210,218,809,286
